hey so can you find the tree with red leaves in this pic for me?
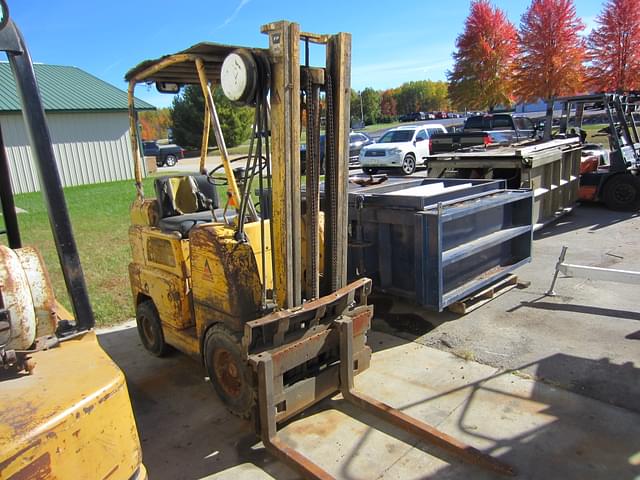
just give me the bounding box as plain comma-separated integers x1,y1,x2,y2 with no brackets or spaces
587,0,640,92
380,89,398,117
448,0,518,110
514,0,586,101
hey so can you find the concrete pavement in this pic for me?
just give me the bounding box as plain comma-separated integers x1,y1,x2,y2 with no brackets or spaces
97,184,640,479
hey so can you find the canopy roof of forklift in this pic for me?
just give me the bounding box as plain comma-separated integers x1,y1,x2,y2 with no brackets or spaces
124,42,268,85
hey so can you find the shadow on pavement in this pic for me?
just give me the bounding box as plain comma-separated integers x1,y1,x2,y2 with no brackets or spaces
98,325,640,479
517,300,640,322
534,203,639,240
98,326,294,480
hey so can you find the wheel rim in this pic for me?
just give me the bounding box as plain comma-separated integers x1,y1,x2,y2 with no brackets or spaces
613,182,635,204
166,155,176,166
403,157,415,174
213,348,242,398
140,314,156,346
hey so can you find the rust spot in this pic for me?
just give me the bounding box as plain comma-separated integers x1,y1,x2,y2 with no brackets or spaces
0,440,41,473
0,402,37,434
352,307,373,336
98,382,123,404
83,405,94,415
72,430,80,438
7,452,51,480
286,411,340,438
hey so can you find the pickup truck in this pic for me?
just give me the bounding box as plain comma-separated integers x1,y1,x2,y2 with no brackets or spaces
142,141,185,167
428,113,538,155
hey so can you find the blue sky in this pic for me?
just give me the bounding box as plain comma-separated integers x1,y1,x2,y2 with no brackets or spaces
6,0,605,108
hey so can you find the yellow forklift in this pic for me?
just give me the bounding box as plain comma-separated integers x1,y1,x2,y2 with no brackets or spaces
0,2,146,479
125,21,513,478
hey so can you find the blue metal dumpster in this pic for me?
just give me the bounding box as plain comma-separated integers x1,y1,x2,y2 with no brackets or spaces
348,178,533,311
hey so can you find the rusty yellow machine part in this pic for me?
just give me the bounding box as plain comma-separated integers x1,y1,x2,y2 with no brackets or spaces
0,331,146,480
0,2,145,478
0,246,146,480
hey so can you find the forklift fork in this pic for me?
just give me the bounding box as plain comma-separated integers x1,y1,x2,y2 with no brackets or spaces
249,281,515,479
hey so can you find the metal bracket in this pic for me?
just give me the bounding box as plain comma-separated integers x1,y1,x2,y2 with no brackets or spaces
547,246,640,296
0,20,22,54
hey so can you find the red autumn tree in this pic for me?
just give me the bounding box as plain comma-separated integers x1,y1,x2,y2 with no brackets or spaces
586,0,640,92
448,0,518,110
380,89,397,116
514,0,586,101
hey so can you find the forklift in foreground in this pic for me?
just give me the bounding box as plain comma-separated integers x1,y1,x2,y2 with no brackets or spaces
125,21,514,478
0,2,146,479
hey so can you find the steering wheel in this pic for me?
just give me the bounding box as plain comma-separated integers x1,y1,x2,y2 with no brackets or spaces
206,155,267,185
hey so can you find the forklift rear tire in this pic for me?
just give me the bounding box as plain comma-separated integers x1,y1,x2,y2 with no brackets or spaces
136,300,170,357
602,174,640,211
204,324,255,418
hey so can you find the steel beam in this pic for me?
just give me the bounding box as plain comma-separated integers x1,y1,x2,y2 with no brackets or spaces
262,21,302,308
547,246,640,295
324,32,351,293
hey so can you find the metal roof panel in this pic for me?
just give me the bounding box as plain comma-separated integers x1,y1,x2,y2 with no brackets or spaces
0,62,155,112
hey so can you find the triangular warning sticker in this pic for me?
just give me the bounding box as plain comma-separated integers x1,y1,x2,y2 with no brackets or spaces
203,259,213,281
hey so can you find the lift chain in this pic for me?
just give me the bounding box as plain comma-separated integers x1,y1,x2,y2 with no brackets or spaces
324,73,339,293
305,71,321,299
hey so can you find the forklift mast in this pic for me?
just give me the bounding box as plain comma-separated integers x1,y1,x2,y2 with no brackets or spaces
548,93,640,172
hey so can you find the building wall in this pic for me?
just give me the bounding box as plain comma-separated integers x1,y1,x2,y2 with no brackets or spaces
1,110,135,194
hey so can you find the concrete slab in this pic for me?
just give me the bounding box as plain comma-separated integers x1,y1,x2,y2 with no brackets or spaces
201,463,276,479
98,324,640,480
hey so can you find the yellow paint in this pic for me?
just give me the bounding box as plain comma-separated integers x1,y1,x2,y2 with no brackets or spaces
243,220,273,289
130,198,159,226
0,331,145,480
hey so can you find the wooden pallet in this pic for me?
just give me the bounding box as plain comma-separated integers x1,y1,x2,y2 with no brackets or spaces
448,274,519,315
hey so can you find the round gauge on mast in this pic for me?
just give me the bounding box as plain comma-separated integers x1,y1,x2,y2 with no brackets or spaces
220,49,258,105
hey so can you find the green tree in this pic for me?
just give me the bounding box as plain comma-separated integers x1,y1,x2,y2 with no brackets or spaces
395,80,449,114
171,85,253,148
350,89,363,126
360,88,381,125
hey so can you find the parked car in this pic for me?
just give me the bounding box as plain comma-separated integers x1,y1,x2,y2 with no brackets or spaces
300,131,373,173
348,132,374,163
142,140,185,167
428,113,538,155
399,112,424,122
358,124,447,175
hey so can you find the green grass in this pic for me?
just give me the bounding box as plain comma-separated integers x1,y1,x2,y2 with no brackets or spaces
0,173,280,326
582,124,609,145
359,121,402,133
0,179,157,326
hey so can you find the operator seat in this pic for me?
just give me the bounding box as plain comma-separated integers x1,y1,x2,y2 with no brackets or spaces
154,174,222,237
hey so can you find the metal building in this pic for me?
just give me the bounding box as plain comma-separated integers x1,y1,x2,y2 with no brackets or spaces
0,62,154,194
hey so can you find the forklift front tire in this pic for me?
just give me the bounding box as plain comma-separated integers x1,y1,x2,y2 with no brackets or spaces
204,324,255,418
136,300,170,357
602,174,640,211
